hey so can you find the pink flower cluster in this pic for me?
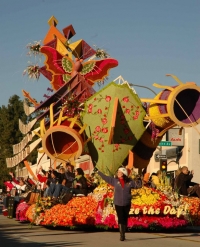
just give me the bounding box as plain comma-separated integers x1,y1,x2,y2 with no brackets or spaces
128,216,187,229
95,213,188,230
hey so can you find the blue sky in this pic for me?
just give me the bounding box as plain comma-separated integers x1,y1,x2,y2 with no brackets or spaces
0,0,199,106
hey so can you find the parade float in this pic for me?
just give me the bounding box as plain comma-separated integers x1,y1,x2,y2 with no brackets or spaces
23,175,200,230
6,16,200,230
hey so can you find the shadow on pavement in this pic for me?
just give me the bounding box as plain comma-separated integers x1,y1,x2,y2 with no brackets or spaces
0,229,83,247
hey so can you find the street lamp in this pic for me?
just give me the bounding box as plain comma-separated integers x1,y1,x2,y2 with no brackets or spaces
113,76,157,95
129,83,157,96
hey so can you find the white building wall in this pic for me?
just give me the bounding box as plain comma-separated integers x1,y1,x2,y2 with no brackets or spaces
147,125,200,184
186,126,200,183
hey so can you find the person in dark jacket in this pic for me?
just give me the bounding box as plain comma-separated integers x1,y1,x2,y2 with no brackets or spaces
46,170,59,197
71,168,88,196
65,163,75,188
95,167,142,241
175,166,200,197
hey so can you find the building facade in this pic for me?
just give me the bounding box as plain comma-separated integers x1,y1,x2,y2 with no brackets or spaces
147,125,200,184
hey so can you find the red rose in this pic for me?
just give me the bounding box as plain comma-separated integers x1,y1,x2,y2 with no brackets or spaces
97,109,102,114
101,118,108,125
88,108,92,113
105,96,111,102
95,126,101,132
102,128,108,133
88,104,93,109
122,97,129,102
124,128,129,134
99,137,104,142
135,110,139,116
125,109,130,114
115,144,120,149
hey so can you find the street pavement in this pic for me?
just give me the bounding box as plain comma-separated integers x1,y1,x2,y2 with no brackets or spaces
0,212,200,247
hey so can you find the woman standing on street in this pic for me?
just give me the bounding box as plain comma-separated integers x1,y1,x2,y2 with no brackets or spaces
95,167,142,241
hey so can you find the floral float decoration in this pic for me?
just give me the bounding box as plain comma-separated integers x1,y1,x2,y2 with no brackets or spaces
26,40,42,56
25,180,200,230
40,46,118,90
82,82,146,174
4,15,200,233
23,64,40,80
26,196,98,227
7,15,200,173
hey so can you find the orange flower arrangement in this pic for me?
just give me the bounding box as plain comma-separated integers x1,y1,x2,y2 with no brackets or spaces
40,196,98,227
181,197,200,225
26,204,36,223
24,187,200,229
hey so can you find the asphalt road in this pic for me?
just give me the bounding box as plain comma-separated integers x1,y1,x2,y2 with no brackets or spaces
0,212,200,247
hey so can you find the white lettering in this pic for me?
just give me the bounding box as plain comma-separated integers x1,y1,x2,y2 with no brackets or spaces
163,205,171,215
147,206,155,215
135,208,140,214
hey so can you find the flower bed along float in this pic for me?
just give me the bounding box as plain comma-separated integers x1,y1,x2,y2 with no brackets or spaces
26,196,98,228
26,182,200,230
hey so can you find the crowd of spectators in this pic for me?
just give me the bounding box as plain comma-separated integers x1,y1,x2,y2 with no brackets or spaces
142,166,200,198
2,163,95,213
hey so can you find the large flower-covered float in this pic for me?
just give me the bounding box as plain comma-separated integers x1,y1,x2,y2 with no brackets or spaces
5,16,200,232
25,174,200,230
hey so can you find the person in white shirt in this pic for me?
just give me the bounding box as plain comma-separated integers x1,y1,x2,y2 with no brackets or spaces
9,172,27,194
11,179,26,193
